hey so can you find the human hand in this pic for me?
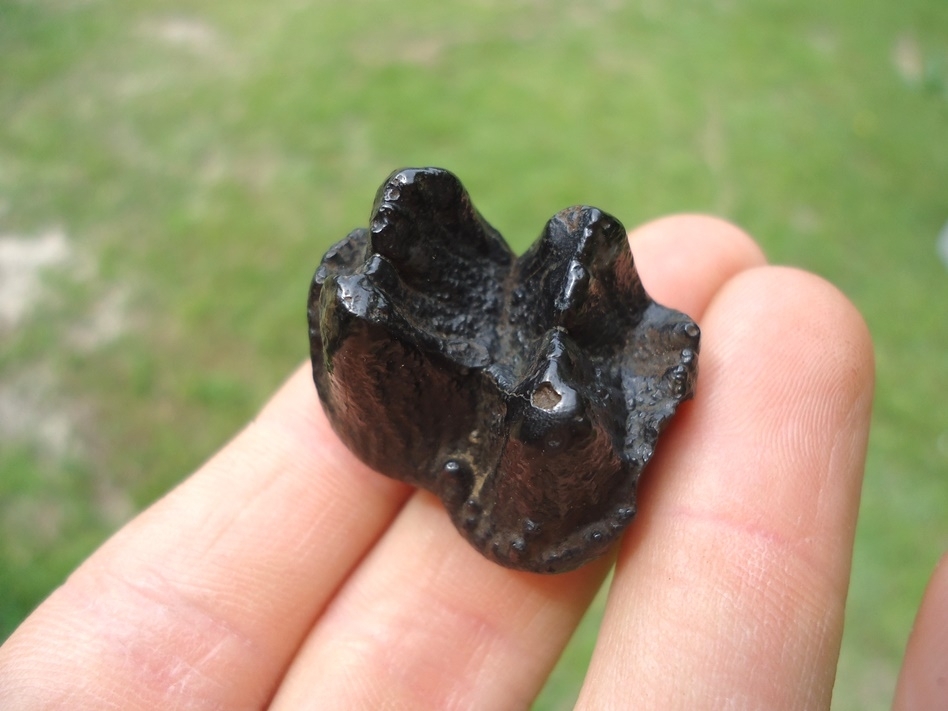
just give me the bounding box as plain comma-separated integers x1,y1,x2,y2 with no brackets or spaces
1,215,928,710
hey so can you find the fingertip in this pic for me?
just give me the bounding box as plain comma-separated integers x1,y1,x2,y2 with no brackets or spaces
708,266,875,414
631,213,766,262
627,213,768,318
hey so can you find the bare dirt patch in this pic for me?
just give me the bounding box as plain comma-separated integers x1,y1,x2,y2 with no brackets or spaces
0,229,71,329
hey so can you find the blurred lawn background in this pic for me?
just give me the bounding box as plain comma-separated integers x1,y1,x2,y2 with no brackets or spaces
1,0,946,708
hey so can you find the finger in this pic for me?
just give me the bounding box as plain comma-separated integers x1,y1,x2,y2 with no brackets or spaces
577,267,875,709
268,215,766,710
0,364,412,710
628,213,766,319
0,215,763,709
893,552,948,711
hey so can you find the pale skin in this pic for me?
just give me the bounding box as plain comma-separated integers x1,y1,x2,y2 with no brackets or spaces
0,215,943,710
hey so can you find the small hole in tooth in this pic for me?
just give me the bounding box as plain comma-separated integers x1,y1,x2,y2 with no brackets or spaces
532,382,562,410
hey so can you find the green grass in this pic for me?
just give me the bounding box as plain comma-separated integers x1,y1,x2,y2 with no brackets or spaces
1,1,946,708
